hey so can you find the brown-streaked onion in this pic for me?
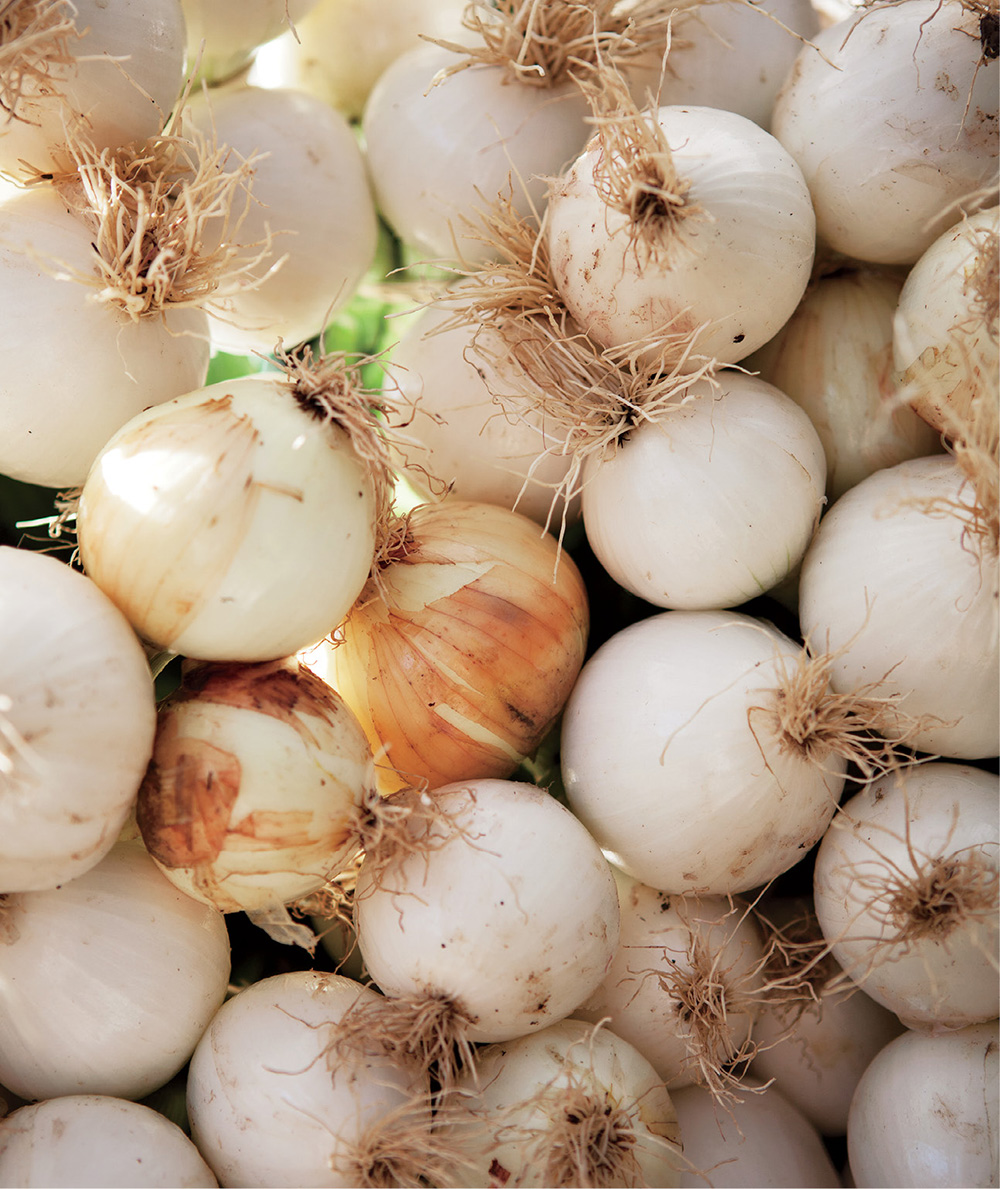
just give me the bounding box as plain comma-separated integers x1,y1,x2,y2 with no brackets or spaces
319,500,589,795
136,657,375,917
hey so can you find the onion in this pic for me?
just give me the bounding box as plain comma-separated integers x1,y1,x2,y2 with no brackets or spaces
185,83,379,354
388,302,579,528
443,1018,683,1188
185,970,440,1189
573,871,770,1099
247,0,468,120
797,453,999,759
180,0,319,85
135,657,376,917
327,499,589,795
545,88,816,369
0,1094,218,1188
670,1078,842,1187
847,1019,1000,1188
351,779,620,1065
0,0,187,174
812,761,999,1032
624,0,820,131
0,185,210,489
747,266,942,501
771,0,999,265
0,840,231,1102
893,205,1000,437
560,609,853,896
0,546,156,891
579,371,827,609
76,359,401,663
362,39,590,265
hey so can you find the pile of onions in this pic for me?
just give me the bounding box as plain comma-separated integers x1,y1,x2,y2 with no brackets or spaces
0,546,156,891
324,499,589,795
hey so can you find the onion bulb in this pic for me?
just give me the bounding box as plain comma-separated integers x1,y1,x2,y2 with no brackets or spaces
327,500,589,795
812,761,999,1031
0,1094,218,1188
351,779,620,1066
561,609,858,896
184,83,378,354
545,84,816,369
847,1019,999,1188
442,1018,683,1188
747,266,942,501
573,872,770,1098
0,840,231,1102
579,371,826,608
0,545,156,892
180,0,319,85
136,657,376,916
798,453,999,759
893,205,1000,437
76,359,402,663
771,0,999,265
0,0,187,175
185,970,442,1189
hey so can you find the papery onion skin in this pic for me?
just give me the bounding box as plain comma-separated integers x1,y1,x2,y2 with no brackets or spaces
331,500,589,795
771,0,999,265
0,1094,219,1188
797,454,1000,759
76,373,378,663
0,841,231,1103
136,657,375,913
354,779,621,1045
0,546,157,893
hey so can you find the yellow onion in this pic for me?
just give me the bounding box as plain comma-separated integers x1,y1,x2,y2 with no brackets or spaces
136,657,375,916
322,500,589,795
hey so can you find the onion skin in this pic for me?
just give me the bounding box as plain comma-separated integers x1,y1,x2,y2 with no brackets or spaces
332,501,589,794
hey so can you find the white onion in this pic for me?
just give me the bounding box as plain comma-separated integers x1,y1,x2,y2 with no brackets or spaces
180,0,319,84
186,83,378,353
579,371,827,608
389,303,579,528
574,871,770,1095
670,1079,842,1187
136,657,375,915
444,1017,683,1188
0,1094,218,1188
0,0,187,174
248,0,468,120
847,1019,999,1188
0,185,210,489
186,970,433,1189
0,840,231,1102
560,609,847,896
76,370,384,663
747,266,942,501
798,454,999,759
812,761,999,1031
545,101,815,367
362,41,590,265
893,205,1000,437
771,0,999,265
354,778,620,1046
0,547,156,892
625,0,820,130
